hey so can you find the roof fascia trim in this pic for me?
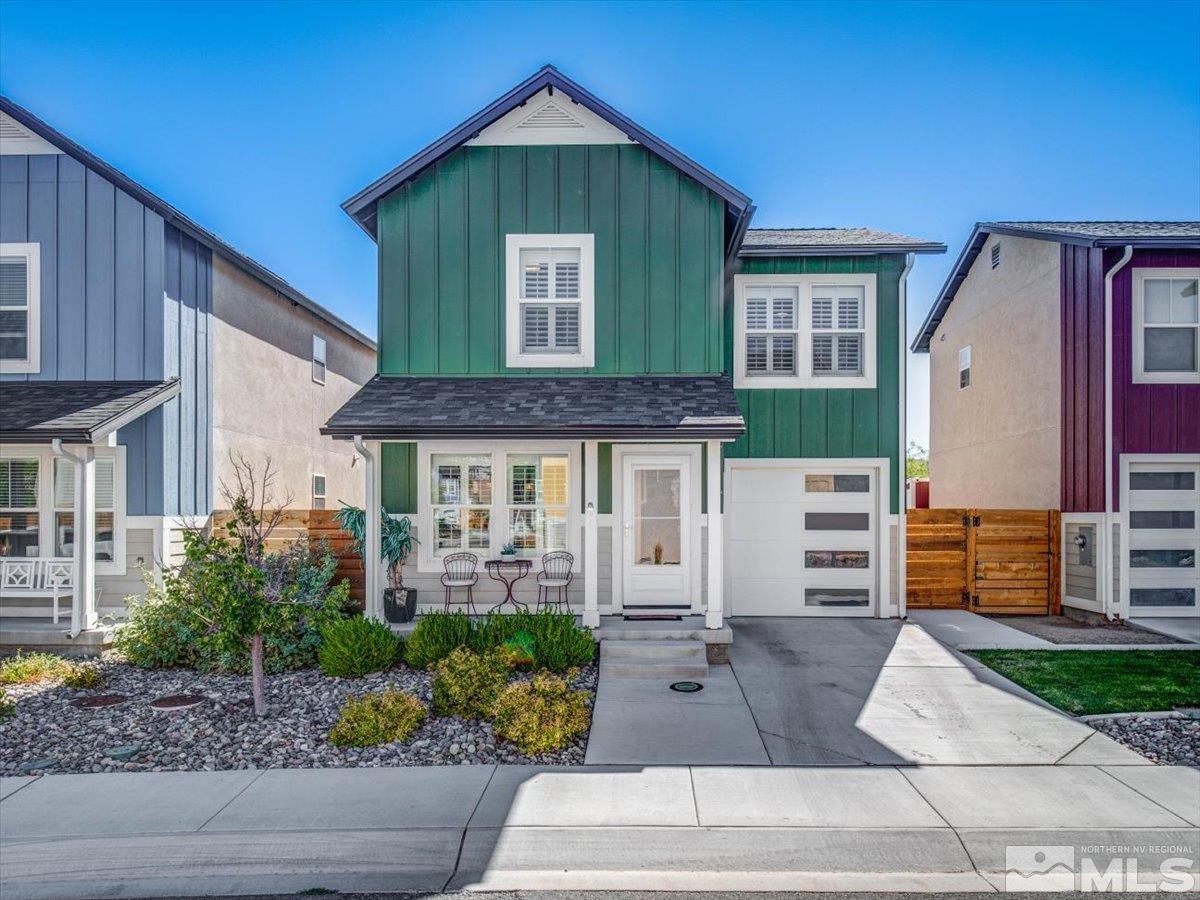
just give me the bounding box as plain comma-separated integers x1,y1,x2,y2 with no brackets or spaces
739,243,946,257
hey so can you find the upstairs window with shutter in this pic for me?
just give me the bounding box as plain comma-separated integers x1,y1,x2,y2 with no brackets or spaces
735,274,876,389
506,234,595,367
811,285,866,378
744,286,798,377
0,243,40,374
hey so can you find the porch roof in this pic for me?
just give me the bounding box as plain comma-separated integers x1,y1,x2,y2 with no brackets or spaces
322,375,746,440
0,379,180,444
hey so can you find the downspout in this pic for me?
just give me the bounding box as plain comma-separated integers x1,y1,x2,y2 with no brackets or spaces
1103,245,1133,621
353,436,380,620
897,253,915,619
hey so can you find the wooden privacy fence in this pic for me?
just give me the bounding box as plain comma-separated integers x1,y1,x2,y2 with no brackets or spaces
211,509,364,604
907,509,1061,615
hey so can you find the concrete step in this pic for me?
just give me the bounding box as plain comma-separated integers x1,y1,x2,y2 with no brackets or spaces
600,639,709,679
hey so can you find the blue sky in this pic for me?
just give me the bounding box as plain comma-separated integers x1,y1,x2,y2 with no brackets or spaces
2,0,1198,444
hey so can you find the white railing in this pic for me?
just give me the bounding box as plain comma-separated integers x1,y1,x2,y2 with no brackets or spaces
0,558,76,623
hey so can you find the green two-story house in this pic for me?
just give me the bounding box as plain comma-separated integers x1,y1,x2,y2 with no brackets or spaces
324,66,944,628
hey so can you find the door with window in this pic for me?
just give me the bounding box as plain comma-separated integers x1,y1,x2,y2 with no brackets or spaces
1125,460,1199,617
621,454,693,609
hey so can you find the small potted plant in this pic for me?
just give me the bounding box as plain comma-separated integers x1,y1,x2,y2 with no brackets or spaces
500,541,517,562
336,504,420,623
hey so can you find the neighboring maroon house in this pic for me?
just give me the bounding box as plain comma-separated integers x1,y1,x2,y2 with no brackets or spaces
914,222,1199,622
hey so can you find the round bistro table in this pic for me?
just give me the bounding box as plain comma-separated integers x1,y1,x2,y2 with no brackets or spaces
484,558,532,613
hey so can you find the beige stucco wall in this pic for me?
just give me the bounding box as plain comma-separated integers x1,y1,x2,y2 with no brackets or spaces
211,255,375,510
928,234,1062,509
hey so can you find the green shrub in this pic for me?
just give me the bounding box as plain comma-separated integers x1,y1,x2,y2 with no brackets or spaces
0,651,78,685
62,663,103,689
114,540,349,675
497,630,537,670
490,670,592,754
432,647,508,719
318,616,401,678
404,612,474,669
327,690,427,747
0,688,13,719
527,613,595,672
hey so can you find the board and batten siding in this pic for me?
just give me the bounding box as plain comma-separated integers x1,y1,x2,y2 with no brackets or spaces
725,254,905,512
0,154,212,516
376,144,726,376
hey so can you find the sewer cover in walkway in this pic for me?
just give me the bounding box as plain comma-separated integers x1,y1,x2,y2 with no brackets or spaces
149,693,206,711
70,693,126,709
669,681,703,693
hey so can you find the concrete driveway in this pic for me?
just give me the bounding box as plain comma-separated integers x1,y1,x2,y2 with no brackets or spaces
728,618,1145,766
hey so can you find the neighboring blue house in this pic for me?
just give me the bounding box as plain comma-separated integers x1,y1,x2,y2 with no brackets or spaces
0,98,376,643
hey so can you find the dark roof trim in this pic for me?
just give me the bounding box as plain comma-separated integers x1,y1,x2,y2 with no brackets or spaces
325,424,745,441
0,96,375,351
342,64,752,254
739,242,946,257
0,379,180,444
911,222,1200,352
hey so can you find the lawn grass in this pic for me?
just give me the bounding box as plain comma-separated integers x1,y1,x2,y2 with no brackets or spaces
969,649,1200,716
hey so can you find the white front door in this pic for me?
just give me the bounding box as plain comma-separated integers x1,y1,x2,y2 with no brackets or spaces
621,454,693,608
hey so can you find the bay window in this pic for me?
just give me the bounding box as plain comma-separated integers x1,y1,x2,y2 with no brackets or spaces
734,274,876,388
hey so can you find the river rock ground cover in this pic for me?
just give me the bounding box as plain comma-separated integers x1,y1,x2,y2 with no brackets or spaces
0,655,597,775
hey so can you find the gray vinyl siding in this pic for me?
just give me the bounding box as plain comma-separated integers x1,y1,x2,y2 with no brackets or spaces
0,154,212,516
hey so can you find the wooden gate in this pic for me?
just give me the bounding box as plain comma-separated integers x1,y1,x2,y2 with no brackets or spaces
906,509,1060,614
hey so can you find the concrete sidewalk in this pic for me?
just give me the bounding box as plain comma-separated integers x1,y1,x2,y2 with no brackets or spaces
2,764,1197,897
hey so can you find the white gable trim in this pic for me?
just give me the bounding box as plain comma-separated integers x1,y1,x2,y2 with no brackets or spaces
0,112,64,155
467,87,635,147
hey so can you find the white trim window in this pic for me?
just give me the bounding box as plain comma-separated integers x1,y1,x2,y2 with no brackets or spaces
312,334,327,384
0,456,40,558
312,474,326,510
506,234,595,367
0,243,40,374
734,274,877,389
506,453,569,557
1132,268,1199,384
958,345,972,389
53,456,119,565
430,453,493,555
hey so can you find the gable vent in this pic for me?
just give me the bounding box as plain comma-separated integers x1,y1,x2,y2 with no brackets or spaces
515,101,586,131
0,112,63,155
0,116,36,141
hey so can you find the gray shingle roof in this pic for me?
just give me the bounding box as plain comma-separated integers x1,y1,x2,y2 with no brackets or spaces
0,380,181,443
322,376,745,439
740,228,945,256
985,221,1200,242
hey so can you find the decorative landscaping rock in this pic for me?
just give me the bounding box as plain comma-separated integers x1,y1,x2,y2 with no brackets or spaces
69,694,127,709
149,694,207,711
0,655,597,775
103,744,141,761
1092,713,1200,766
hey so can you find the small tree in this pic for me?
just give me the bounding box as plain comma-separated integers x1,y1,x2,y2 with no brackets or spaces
335,505,417,592
191,452,296,717
906,441,930,481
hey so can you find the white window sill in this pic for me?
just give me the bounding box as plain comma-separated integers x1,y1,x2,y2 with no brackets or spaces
0,360,39,375
734,373,876,390
508,351,594,368
1133,371,1200,385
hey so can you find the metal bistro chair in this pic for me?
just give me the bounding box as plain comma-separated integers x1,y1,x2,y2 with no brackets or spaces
536,550,574,612
441,551,480,615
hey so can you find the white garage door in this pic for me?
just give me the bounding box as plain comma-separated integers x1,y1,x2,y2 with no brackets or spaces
727,462,878,616
1125,460,1199,617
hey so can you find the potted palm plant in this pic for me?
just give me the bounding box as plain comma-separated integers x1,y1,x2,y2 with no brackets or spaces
335,505,419,623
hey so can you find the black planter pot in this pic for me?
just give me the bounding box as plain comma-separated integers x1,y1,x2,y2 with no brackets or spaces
384,588,417,624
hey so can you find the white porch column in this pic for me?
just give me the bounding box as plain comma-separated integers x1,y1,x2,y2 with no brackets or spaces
73,446,97,633
355,437,382,621
705,439,724,629
583,440,600,629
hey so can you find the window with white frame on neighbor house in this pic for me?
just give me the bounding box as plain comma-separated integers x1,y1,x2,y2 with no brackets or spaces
312,474,326,510
0,457,39,558
506,234,594,367
312,334,327,384
958,345,972,389
735,275,876,389
1133,269,1199,383
0,243,40,374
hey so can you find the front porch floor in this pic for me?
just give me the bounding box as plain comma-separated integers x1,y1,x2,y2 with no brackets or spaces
0,618,112,655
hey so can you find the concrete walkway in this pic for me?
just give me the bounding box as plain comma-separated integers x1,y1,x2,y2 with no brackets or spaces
2,764,1196,897
1132,615,1200,644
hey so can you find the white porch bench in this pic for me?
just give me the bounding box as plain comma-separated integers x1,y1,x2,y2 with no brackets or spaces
0,559,82,624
